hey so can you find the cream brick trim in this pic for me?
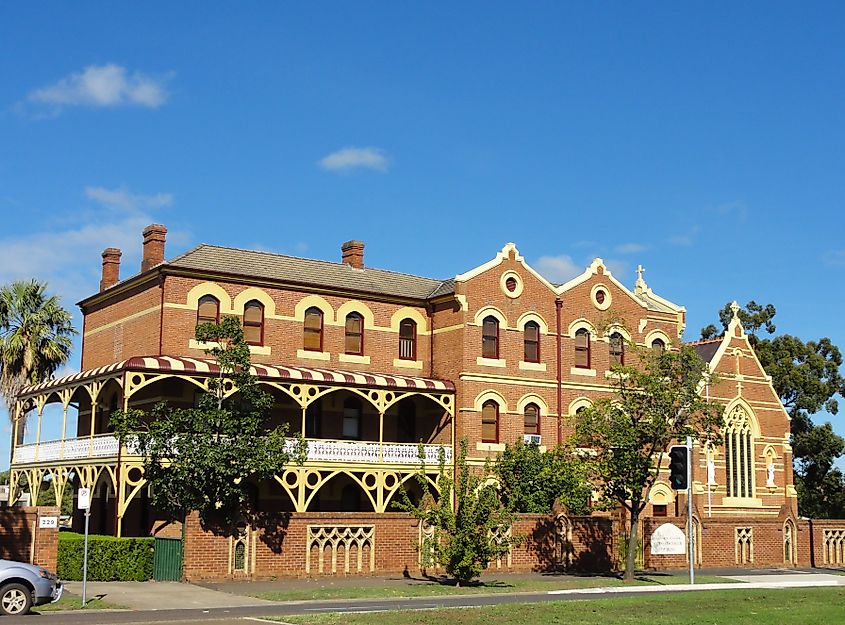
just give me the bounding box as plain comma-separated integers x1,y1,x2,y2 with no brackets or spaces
644,328,672,347
591,283,612,311
472,389,508,412
393,358,423,370
571,367,597,377
567,318,596,338
500,270,524,298
477,356,506,368
294,295,334,323
473,306,507,326
455,242,558,294
389,307,428,334
189,338,271,355
568,396,592,415
519,361,546,372
432,323,464,335
516,393,548,414
336,301,376,330
297,349,330,361
338,353,371,365
185,282,233,312
516,311,549,334
84,305,161,337
721,496,763,507
476,442,505,452
232,287,277,316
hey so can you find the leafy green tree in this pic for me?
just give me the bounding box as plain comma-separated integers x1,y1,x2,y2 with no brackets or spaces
575,345,723,581
702,301,845,518
0,280,76,442
36,476,74,515
111,316,304,530
396,439,515,586
700,300,776,347
494,441,593,515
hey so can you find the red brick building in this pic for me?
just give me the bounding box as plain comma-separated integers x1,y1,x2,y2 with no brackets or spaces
8,225,844,578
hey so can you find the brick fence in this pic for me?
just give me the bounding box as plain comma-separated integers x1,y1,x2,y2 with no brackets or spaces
0,506,59,571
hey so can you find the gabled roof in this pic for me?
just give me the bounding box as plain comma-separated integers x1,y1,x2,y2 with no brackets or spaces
687,338,723,364
166,244,452,301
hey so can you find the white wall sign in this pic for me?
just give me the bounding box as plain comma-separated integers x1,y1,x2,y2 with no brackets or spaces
38,516,58,529
77,488,91,511
650,522,686,555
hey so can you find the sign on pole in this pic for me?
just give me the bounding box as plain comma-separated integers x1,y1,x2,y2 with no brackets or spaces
78,488,91,607
77,488,91,510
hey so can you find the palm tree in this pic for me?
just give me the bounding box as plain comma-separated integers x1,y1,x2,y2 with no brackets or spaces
0,280,76,443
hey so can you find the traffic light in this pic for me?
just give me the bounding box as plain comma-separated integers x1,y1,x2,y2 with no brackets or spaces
668,445,689,490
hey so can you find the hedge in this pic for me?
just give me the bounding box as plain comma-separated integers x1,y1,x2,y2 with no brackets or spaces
57,532,155,581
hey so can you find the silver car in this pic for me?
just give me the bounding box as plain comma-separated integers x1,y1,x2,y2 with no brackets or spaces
0,559,63,615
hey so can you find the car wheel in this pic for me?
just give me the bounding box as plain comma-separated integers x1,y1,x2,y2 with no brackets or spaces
0,583,33,616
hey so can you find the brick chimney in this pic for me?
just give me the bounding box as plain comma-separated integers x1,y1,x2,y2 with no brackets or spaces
100,248,122,292
141,224,167,272
341,240,365,269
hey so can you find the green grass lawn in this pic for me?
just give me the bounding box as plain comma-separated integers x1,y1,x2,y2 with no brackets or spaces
269,587,845,625
34,594,126,612
251,574,735,602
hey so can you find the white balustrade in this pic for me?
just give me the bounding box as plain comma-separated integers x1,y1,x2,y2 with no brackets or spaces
14,436,452,467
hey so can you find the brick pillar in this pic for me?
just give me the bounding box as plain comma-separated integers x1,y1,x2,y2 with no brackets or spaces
141,224,168,272
99,248,122,291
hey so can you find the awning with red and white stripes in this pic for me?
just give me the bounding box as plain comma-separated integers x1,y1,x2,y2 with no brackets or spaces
19,355,455,397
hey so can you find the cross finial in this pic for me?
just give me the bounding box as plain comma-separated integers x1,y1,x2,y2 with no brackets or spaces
636,264,645,281
634,264,647,294
730,300,740,320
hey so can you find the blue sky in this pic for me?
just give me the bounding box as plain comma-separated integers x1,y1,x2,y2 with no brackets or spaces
2,2,845,468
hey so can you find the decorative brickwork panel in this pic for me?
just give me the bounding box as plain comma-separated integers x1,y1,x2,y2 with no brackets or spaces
305,525,375,574
823,529,845,565
736,527,753,564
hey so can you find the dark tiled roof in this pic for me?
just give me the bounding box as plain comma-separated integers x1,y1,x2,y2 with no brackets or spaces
167,244,453,300
687,338,722,364
428,278,455,299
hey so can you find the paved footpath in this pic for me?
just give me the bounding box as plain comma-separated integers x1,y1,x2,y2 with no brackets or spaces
7,569,841,625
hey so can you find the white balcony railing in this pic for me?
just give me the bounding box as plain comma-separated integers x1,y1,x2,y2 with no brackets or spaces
13,436,452,467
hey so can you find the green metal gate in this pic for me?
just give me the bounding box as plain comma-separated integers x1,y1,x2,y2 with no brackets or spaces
153,537,183,581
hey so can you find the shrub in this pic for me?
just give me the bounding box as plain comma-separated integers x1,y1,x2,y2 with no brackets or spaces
57,532,155,581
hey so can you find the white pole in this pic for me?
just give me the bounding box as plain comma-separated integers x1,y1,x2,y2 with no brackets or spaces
82,508,90,606
687,435,694,585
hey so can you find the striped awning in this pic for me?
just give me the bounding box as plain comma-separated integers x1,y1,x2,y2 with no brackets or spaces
19,355,455,397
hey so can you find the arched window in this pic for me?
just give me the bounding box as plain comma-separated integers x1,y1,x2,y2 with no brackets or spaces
725,406,754,498
574,329,590,368
610,332,625,366
482,316,499,359
243,300,264,345
481,400,499,443
524,321,540,363
343,398,362,440
303,307,323,351
651,338,666,353
197,295,219,327
524,403,540,436
399,318,417,360
344,312,364,355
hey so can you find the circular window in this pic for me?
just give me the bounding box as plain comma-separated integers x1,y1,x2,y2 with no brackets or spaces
590,283,612,310
500,271,524,298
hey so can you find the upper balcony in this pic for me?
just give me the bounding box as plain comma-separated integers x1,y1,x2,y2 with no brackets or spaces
10,355,455,472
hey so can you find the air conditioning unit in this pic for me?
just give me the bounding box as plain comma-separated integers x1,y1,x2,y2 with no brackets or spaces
523,434,542,446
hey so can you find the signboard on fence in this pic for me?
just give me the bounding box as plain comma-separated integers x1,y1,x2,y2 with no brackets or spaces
650,522,686,555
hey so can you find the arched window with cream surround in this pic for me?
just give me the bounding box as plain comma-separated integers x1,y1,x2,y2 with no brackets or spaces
399,318,417,360
303,307,323,351
482,400,499,443
609,332,625,366
574,328,591,368
524,403,540,436
197,295,220,327
243,300,264,345
725,405,754,498
344,312,364,355
482,316,499,359
651,338,666,353
524,321,540,363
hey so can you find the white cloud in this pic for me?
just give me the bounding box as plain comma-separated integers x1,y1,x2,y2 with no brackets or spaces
318,147,390,173
85,186,173,213
614,243,648,255
668,225,700,247
534,254,583,283
26,64,169,111
0,186,184,309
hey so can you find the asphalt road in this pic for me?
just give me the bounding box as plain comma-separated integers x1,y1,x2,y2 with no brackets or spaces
5,589,648,624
